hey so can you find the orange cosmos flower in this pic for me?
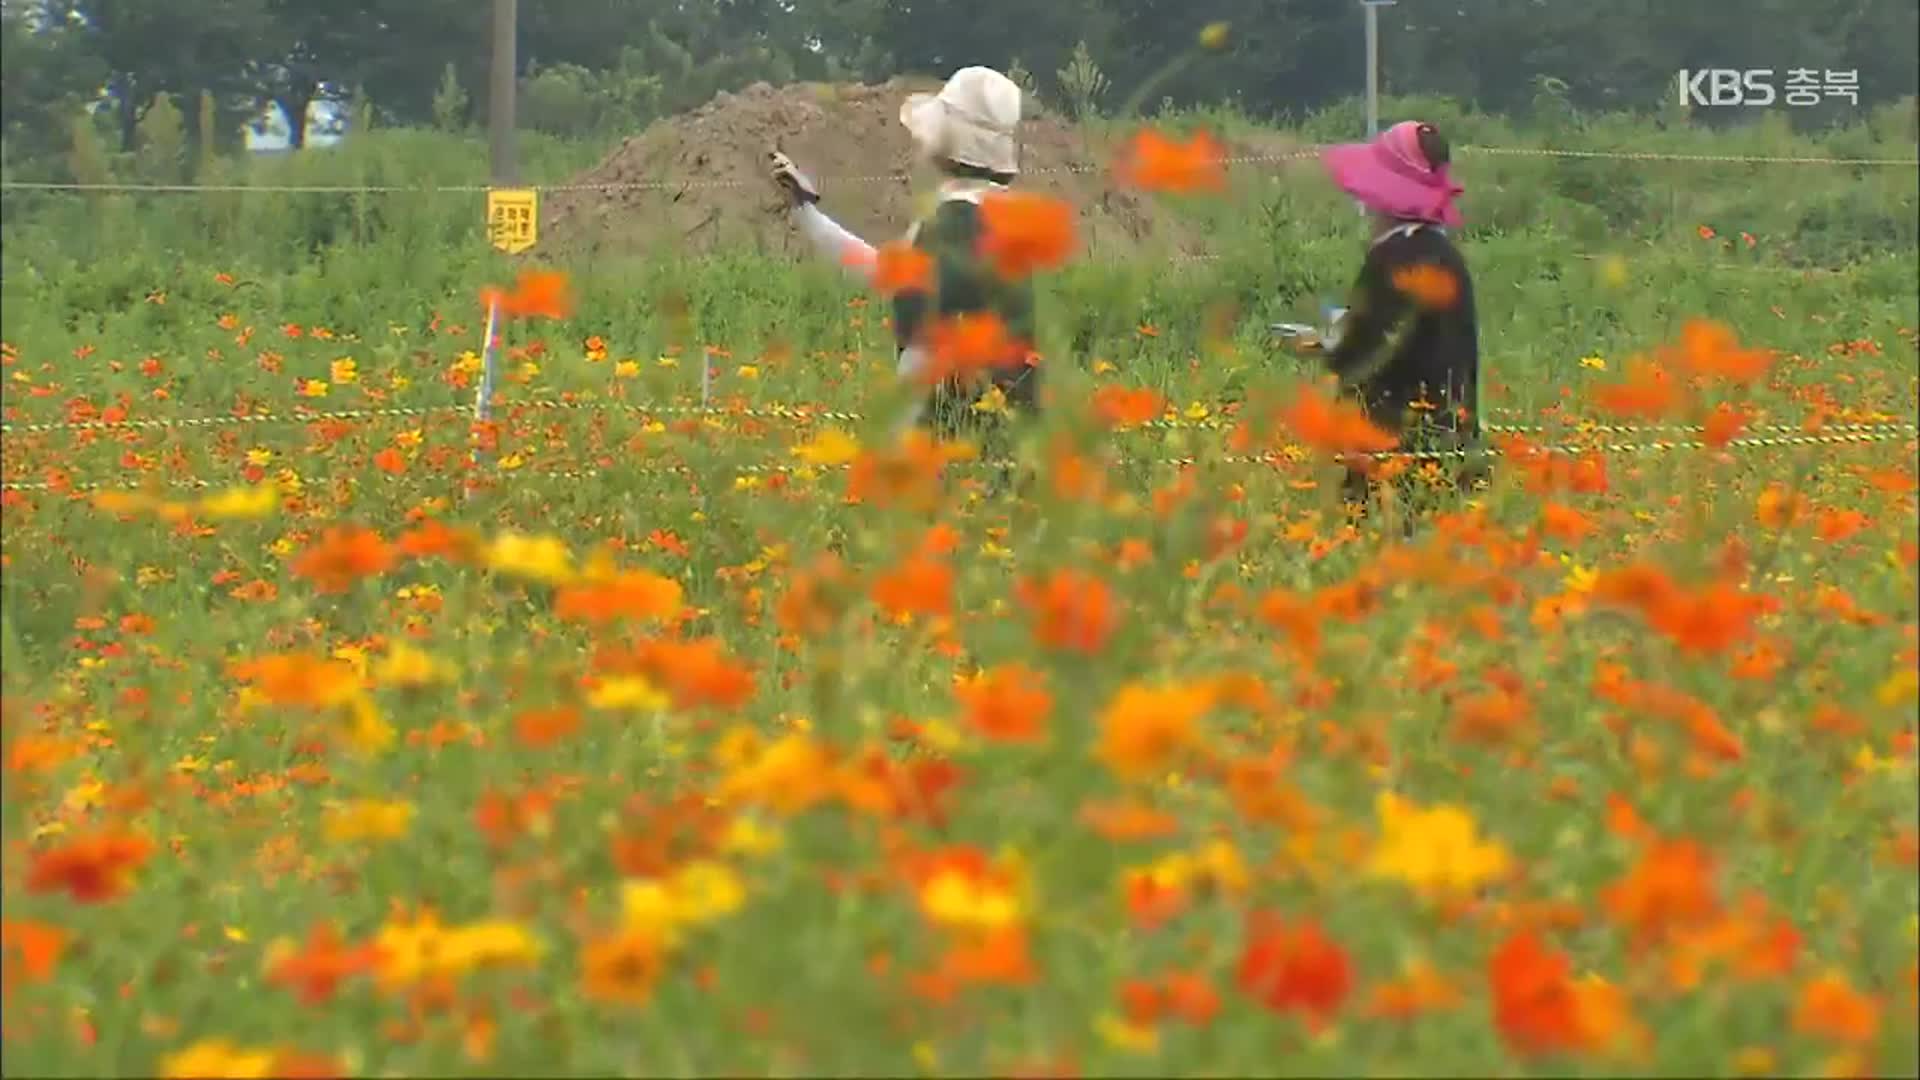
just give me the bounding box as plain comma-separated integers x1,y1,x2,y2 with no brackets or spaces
1256,588,1323,658
1701,402,1749,448
1092,385,1167,429
977,190,1077,280
846,431,959,510
230,653,360,708
1235,913,1353,1028
606,637,756,711
1113,128,1228,194
1391,263,1461,310
1365,958,1465,1021
1591,359,1687,421
1079,800,1182,842
862,241,935,296
1647,581,1766,656
553,571,684,625
955,664,1053,744
1017,569,1121,654
1279,384,1398,456
1488,931,1588,1057
871,555,954,620
926,312,1025,382
1792,971,1881,1045
265,921,382,1006
290,526,396,594
1,919,68,989
513,706,583,749
26,829,154,903
1096,682,1214,782
1601,837,1721,948
580,928,667,1006
479,268,574,321
1659,319,1775,385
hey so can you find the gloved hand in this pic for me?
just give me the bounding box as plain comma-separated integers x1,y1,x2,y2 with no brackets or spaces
768,150,820,207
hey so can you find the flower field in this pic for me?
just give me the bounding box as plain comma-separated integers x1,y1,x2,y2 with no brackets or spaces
3,139,1919,1076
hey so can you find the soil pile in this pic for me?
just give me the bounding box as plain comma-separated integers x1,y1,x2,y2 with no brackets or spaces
542,79,1300,260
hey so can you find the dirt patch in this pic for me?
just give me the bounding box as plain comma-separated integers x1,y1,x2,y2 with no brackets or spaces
542,79,1298,261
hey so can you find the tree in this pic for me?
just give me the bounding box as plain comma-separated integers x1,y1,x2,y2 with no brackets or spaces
68,0,271,151
253,0,380,148
1,1,109,172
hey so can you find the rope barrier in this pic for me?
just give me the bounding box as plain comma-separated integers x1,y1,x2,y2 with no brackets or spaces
3,426,1910,494
2,144,1911,197
4,397,1912,439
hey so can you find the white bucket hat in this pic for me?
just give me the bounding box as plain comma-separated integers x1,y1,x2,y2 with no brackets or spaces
899,66,1021,176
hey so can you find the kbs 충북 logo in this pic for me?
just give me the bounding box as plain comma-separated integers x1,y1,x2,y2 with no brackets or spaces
1677,69,1859,108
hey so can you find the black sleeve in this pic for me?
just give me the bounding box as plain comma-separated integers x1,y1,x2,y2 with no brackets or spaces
1326,244,1413,384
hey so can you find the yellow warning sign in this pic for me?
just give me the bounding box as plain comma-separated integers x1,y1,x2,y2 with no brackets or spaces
486,188,538,254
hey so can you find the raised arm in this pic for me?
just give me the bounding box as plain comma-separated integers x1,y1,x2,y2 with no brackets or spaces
770,151,875,283
1326,247,1411,386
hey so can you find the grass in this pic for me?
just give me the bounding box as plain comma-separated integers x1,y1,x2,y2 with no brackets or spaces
0,101,1917,1077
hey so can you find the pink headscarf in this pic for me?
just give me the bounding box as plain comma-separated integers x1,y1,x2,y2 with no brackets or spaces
1320,121,1464,228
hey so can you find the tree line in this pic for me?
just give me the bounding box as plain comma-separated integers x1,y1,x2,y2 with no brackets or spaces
3,0,1916,170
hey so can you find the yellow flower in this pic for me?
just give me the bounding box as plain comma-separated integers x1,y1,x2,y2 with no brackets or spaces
1184,401,1210,421
1365,792,1512,898
1198,21,1230,49
792,428,861,467
919,868,1021,932
655,355,678,368
1564,562,1598,594
442,920,543,970
453,350,484,377
483,531,576,586
299,379,329,398
735,364,760,380
323,798,415,843
1097,1013,1161,1055
330,357,358,383
374,642,451,689
197,483,279,521
159,1039,278,1079
1876,667,1917,708
971,385,1011,415
588,675,669,712
340,693,396,755
720,815,783,858
244,448,273,467
1597,254,1629,290
1579,355,1608,371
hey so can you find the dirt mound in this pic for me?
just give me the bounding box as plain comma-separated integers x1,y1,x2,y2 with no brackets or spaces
543,79,1291,260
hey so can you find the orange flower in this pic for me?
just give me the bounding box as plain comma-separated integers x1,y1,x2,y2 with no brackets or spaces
1365,958,1464,1020
513,706,583,749
231,653,360,708
1091,385,1167,429
977,190,1077,280
1647,582,1765,656
1701,402,1749,448
266,921,382,1006
1792,971,1880,1045
553,571,684,625
26,829,154,903
1591,359,1687,421
1601,838,1720,948
1256,588,1323,658
1017,569,1121,654
1097,683,1214,782
581,928,667,1006
290,526,396,594
847,431,959,510
1814,508,1869,544
871,555,954,620
1234,913,1353,1028
1487,931,1584,1057
1113,128,1228,194
1756,484,1808,529
1278,384,1398,456
862,241,935,296
956,665,1052,744
926,312,1024,382
1659,319,1775,385
480,269,574,321
1,919,68,989
601,637,756,711
1696,225,1716,240
1391,263,1461,310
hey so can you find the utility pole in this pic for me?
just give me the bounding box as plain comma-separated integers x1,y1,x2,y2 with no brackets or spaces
1361,0,1395,138
489,0,519,185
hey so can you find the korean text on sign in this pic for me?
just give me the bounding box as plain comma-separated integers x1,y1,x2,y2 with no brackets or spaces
487,189,539,254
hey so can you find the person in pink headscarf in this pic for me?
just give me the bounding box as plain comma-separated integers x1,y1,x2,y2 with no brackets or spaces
1318,120,1482,521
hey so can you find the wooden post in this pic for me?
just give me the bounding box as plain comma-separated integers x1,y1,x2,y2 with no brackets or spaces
489,0,519,186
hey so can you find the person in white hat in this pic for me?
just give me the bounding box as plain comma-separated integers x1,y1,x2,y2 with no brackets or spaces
770,67,1037,437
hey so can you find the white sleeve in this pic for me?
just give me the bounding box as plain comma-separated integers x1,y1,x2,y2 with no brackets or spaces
793,204,876,282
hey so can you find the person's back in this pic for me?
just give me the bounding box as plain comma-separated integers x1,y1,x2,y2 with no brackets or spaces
1329,220,1479,445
